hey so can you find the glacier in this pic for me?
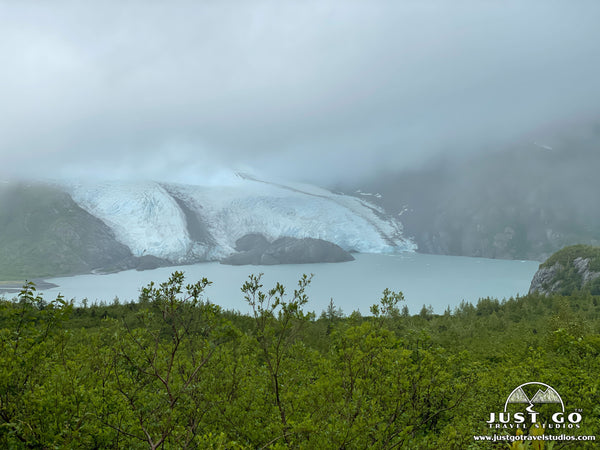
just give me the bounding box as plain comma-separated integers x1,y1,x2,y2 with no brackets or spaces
63,175,416,263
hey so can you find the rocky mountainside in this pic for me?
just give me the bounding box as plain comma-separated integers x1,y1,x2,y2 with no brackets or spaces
528,245,600,295
356,126,600,261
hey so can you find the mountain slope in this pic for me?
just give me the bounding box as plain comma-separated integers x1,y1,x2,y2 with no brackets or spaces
0,183,133,281
358,126,600,261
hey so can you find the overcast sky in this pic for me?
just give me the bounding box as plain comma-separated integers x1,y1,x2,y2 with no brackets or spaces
1,0,599,185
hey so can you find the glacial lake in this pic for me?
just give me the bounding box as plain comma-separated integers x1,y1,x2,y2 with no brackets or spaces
35,253,540,315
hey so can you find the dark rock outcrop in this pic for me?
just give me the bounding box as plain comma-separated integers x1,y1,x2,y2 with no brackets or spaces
221,234,354,265
235,233,270,252
134,255,170,271
162,187,215,246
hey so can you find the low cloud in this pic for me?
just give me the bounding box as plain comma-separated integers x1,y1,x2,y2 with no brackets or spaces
1,0,599,185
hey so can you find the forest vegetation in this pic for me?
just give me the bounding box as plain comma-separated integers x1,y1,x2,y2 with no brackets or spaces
1,270,599,448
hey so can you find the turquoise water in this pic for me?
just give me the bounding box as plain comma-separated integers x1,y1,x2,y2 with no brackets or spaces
41,253,540,315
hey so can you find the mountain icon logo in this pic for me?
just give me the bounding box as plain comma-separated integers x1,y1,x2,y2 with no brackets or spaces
504,382,564,412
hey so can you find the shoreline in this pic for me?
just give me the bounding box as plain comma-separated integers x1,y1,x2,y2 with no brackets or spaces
0,250,540,296
0,279,59,295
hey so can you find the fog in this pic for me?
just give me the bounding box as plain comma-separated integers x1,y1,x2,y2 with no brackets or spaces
1,1,599,185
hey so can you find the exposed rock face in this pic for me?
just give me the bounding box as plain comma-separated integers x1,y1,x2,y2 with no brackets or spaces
528,263,564,295
220,234,355,265
573,257,600,286
529,247,600,295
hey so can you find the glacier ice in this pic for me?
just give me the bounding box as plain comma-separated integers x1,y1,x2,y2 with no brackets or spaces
65,181,192,261
63,176,416,262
